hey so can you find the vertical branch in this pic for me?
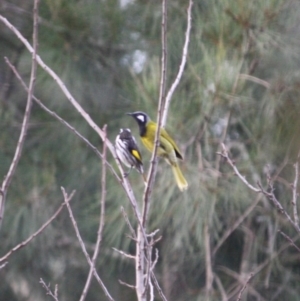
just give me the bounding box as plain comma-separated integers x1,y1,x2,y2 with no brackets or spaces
80,126,107,301
0,0,39,226
292,161,299,226
204,223,213,300
142,0,168,213
137,1,168,300
161,0,193,127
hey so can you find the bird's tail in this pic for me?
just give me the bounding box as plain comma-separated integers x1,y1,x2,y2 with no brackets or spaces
171,164,188,191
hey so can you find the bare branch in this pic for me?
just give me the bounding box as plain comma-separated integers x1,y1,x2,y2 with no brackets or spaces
212,195,262,256
112,248,135,259
4,57,120,183
238,74,270,89
142,0,168,225
257,181,300,233
162,0,193,126
151,272,168,301
40,278,59,301
0,0,39,226
0,262,8,270
121,206,136,239
292,161,299,226
0,198,71,263
278,230,300,253
61,187,115,301
119,280,136,289
218,143,260,192
220,143,300,233
80,126,108,301
236,273,253,301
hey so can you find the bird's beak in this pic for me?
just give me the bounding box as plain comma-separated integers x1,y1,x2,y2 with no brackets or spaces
126,112,133,116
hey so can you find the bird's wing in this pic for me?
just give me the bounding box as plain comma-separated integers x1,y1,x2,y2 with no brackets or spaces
160,128,183,160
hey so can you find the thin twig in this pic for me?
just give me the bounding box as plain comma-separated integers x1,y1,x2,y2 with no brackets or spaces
0,0,39,226
119,280,136,289
218,143,260,192
258,181,300,233
142,0,168,225
121,206,136,239
219,143,300,233
292,161,299,226
0,199,71,263
278,230,300,252
212,195,262,256
80,126,108,301
238,74,270,89
236,273,253,301
151,272,168,301
0,262,8,270
162,0,193,126
112,248,135,259
61,187,115,301
40,278,59,301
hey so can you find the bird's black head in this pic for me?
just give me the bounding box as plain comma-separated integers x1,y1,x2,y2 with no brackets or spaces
127,111,150,136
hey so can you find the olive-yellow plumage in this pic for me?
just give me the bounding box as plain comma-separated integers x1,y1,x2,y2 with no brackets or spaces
127,111,188,191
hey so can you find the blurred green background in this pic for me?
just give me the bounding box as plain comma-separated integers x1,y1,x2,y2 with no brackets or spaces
1,0,300,300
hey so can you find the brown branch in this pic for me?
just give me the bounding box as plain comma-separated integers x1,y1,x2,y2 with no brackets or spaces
0,198,71,263
212,195,262,256
142,0,168,226
40,278,60,301
119,280,136,289
278,230,300,253
236,273,253,301
4,57,121,183
151,272,168,301
218,143,260,192
219,143,300,233
292,161,299,226
121,206,137,239
137,1,169,300
162,0,193,126
80,126,108,301
112,248,135,260
0,0,39,226
61,187,115,301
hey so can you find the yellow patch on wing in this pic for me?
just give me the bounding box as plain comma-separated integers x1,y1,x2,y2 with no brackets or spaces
131,149,141,161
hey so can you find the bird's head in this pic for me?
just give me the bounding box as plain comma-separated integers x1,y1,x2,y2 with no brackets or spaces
127,111,150,126
127,111,150,136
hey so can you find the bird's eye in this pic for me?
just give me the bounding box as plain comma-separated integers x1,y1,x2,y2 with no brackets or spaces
136,115,145,123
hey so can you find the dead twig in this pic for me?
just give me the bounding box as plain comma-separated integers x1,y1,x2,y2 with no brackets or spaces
4,57,120,183
61,187,115,301
219,143,300,233
236,273,253,301
292,161,299,226
0,199,70,263
79,125,108,301
40,278,59,301
278,230,300,253
0,0,39,226
162,0,193,126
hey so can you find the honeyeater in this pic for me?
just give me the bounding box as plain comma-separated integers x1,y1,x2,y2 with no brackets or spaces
127,111,188,191
115,128,144,178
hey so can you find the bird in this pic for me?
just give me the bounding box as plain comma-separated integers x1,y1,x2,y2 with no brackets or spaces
115,128,145,179
127,111,188,191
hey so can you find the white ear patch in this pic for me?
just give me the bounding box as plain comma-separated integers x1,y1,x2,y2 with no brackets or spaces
137,115,145,123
